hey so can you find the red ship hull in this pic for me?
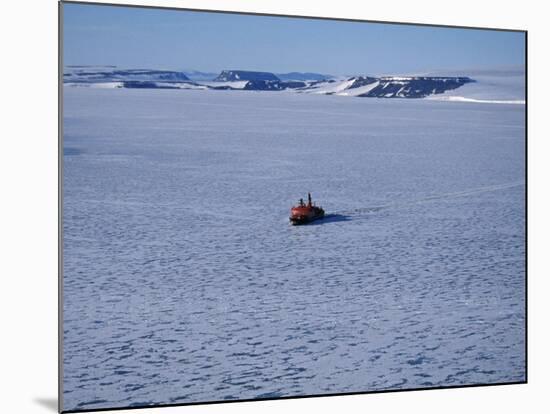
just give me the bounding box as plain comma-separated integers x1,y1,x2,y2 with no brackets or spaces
289,205,325,225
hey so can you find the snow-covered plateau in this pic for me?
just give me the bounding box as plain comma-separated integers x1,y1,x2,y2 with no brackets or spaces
63,66,525,102
63,86,525,411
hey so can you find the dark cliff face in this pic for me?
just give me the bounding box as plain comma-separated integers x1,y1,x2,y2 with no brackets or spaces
64,69,190,82
294,76,474,98
243,80,307,91
122,81,180,89
214,70,280,82
359,77,474,98
155,72,190,81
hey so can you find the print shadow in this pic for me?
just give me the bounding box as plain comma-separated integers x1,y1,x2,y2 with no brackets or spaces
34,398,58,412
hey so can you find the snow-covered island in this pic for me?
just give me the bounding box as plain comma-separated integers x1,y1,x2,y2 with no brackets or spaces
64,66,480,99
64,66,526,103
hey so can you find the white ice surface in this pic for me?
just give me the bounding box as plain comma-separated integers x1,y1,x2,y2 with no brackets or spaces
198,80,249,89
304,78,356,94
62,88,526,411
425,70,525,104
336,81,380,97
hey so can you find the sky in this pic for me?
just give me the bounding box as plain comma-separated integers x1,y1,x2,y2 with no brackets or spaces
62,2,526,76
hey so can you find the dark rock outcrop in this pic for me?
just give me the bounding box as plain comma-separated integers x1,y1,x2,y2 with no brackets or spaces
122,81,180,89
64,69,190,83
214,70,280,82
359,77,474,98
242,80,307,91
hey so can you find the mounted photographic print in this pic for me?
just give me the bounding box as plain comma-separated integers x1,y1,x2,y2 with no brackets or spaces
60,1,527,412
